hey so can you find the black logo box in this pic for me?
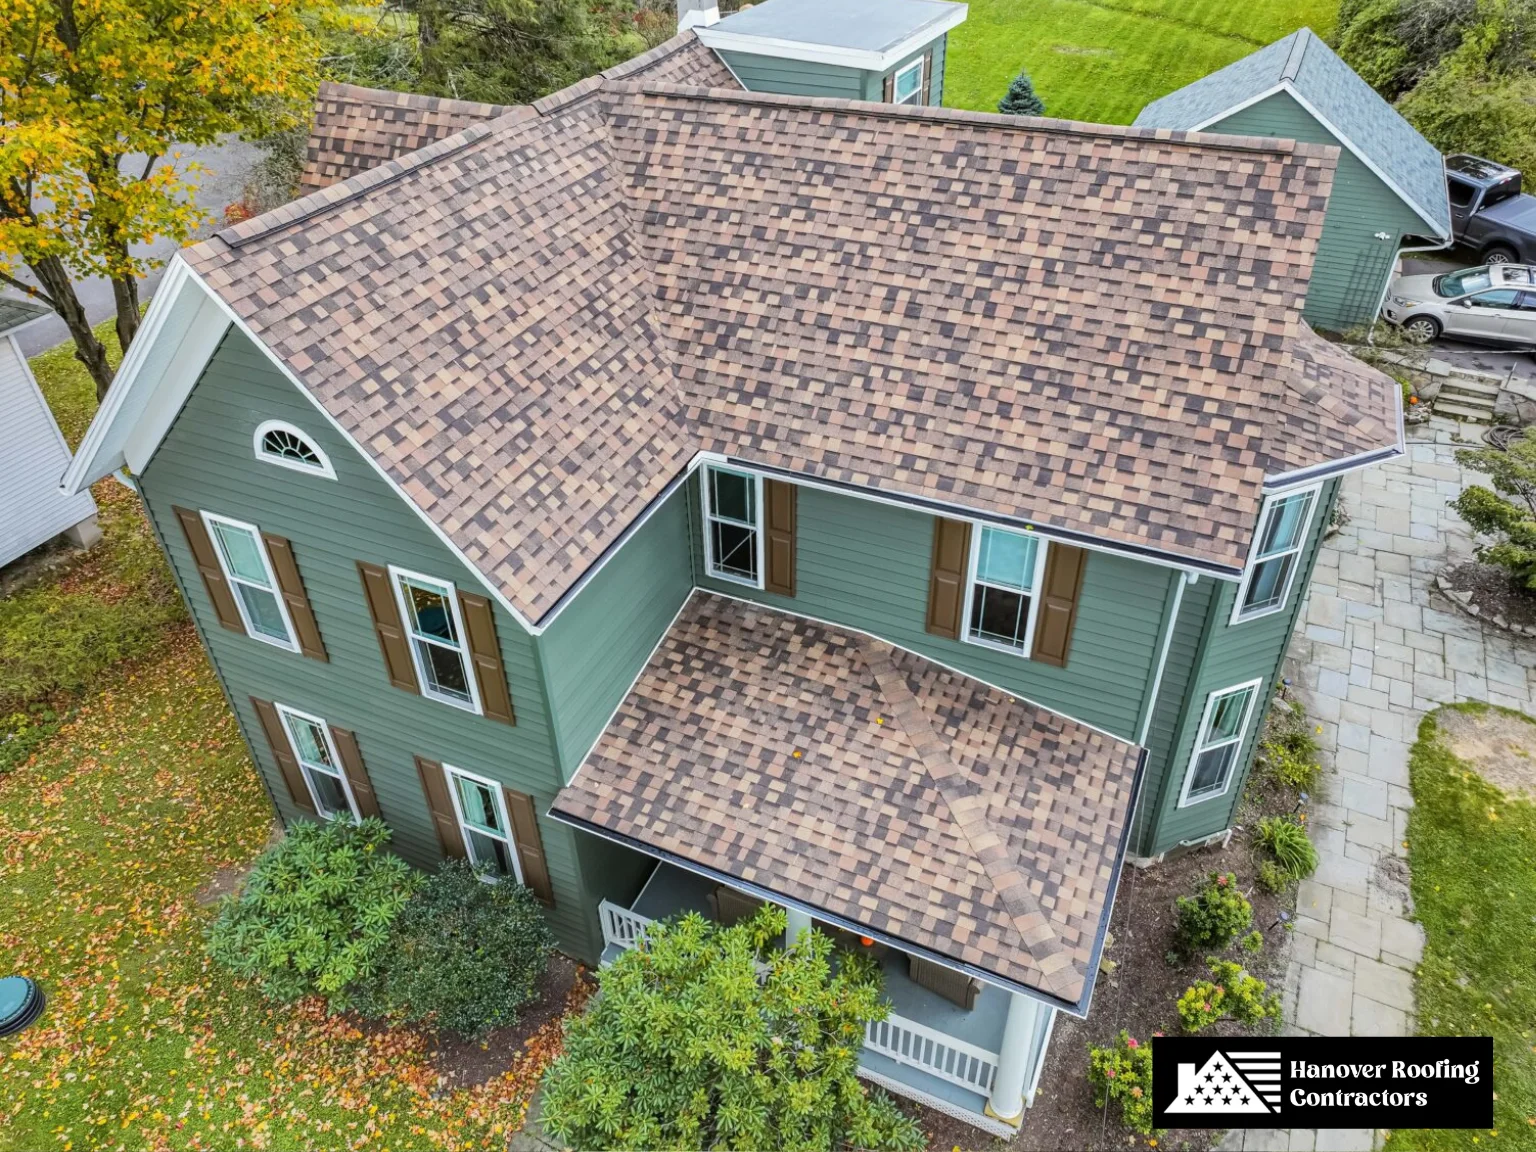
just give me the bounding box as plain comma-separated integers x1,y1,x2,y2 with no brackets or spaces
1152,1036,1494,1129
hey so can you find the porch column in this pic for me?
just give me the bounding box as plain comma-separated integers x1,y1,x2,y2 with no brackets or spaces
784,904,812,946
986,991,1042,1126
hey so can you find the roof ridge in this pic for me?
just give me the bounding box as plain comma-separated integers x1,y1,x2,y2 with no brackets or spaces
314,79,512,116
1279,27,1312,83
858,638,1082,998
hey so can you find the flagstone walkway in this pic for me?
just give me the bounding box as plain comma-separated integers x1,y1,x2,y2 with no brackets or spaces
1217,419,1536,1152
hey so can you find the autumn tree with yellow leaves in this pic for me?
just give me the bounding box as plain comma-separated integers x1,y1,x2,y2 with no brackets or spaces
1,0,340,397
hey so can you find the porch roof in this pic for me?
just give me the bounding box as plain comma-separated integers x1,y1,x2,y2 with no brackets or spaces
548,592,1144,1010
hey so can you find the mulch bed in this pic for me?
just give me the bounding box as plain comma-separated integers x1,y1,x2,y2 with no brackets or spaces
1436,560,1536,635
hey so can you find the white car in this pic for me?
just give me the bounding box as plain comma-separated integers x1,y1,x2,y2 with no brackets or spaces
1380,263,1536,345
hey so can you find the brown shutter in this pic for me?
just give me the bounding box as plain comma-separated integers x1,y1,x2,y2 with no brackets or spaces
925,517,972,640
262,533,327,662
1030,543,1087,668
329,725,381,819
921,50,934,104
458,592,516,725
173,506,244,633
763,479,797,597
883,72,895,102
504,787,554,906
357,562,419,693
251,696,317,815
415,756,467,859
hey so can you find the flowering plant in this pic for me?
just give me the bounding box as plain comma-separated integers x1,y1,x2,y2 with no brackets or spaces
1088,1030,1157,1134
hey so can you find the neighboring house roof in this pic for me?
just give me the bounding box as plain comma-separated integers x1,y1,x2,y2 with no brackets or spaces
299,34,737,193
550,592,1142,1009
0,295,50,334
1133,28,1451,240
697,0,968,70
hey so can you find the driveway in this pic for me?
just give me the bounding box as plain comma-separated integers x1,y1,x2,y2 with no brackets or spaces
1397,252,1536,390
7,136,260,357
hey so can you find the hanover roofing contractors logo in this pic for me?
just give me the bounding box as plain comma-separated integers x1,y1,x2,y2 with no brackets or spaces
1163,1050,1282,1115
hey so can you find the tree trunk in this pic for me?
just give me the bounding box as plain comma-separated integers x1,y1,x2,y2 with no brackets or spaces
29,255,114,400
111,273,140,354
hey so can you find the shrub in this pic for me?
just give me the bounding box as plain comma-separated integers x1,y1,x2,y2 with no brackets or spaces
363,860,553,1037
207,817,418,1006
1088,1031,1156,1135
1175,872,1253,955
998,69,1045,116
1451,430,1536,590
1257,860,1291,894
1255,816,1318,882
1242,930,1264,954
1258,698,1321,792
540,907,923,1152
1178,959,1282,1033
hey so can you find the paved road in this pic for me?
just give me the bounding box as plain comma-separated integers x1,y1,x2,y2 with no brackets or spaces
1399,251,1536,389
7,136,260,357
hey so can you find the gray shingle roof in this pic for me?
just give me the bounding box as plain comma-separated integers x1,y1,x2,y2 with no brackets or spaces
1133,28,1450,239
0,295,50,334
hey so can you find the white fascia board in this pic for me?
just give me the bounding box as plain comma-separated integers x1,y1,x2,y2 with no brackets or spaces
696,5,965,72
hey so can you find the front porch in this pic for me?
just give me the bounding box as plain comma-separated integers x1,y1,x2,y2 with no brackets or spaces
598,861,1056,1138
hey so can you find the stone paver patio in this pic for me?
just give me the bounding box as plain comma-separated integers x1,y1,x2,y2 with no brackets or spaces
1218,420,1534,1152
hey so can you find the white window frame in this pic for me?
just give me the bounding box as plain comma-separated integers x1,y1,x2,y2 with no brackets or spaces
252,420,336,480
892,58,925,105
388,566,484,715
1230,481,1323,625
960,525,1048,658
1178,678,1263,808
200,510,299,652
443,763,523,884
274,703,360,822
701,464,766,590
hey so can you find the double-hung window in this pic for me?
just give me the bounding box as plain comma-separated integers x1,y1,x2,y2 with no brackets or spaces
445,764,522,881
1233,485,1320,623
892,59,924,105
203,512,298,650
390,568,481,712
702,464,763,588
276,704,357,821
964,525,1045,654
1180,680,1261,806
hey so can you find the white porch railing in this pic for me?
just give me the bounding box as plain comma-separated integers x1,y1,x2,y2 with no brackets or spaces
864,1013,1000,1097
599,899,654,951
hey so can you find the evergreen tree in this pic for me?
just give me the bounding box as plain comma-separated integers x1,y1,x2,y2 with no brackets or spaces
998,69,1046,116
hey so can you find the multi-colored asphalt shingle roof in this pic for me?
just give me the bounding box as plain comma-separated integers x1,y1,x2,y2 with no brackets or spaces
183,32,1401,624
549,592,1144,1006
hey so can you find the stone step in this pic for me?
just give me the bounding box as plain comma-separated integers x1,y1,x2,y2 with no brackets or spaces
1437,387,1498,410
1434,398,1494,422
1440,374,1501,397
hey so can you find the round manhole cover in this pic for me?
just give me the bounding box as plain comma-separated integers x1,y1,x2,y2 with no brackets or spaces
0,976,44,1036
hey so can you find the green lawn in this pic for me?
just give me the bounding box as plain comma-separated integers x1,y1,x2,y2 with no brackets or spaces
943,0,1337,124
1392,706,1536,1151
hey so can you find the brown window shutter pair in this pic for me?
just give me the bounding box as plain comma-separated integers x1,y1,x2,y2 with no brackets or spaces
763,479,797,597
357,563,515,724
172,507,325,660
250,697,381,819
924,516,1087,665
414,756,554,905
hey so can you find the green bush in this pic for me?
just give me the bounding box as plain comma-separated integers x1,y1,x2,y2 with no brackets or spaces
1258,698,1321,792
362,860,553,1037
1175,872,1253,955
1178,959,1282,1032
1257,860,1291,894
1087,1031,1156,1135
1451,431,1536,590
1242,930,1264,954
1256,816,1319,882
207,817,419,1006
540,907,923,1152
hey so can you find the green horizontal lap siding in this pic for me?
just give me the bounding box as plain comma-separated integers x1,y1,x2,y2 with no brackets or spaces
688,474,1167,740
1143,479,1340,855
1208,92,1430,333
862,35,946,104
539,488,693,781
717,51,865,98
137,328,601,962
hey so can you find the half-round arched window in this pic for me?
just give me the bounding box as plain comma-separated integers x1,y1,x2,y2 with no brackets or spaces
254,421,336,480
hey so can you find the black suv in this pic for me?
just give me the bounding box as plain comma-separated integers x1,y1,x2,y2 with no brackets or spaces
1446,153,1536,265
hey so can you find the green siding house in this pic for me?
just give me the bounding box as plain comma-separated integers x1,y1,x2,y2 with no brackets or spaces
1133,28,1453,334
65,25,1403,1140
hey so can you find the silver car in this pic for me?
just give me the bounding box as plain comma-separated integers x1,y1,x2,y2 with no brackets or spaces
1380,263,1536,345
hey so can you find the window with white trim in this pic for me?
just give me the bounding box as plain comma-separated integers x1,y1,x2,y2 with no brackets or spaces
203,512,298,650
1180,680,1261,806
702,465,763,588
963,525,1045,654
445,764,522,881
276,704,358,821
254,421,335,479
390,568,482,712
1233,486,1319,623
892,58,924,105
